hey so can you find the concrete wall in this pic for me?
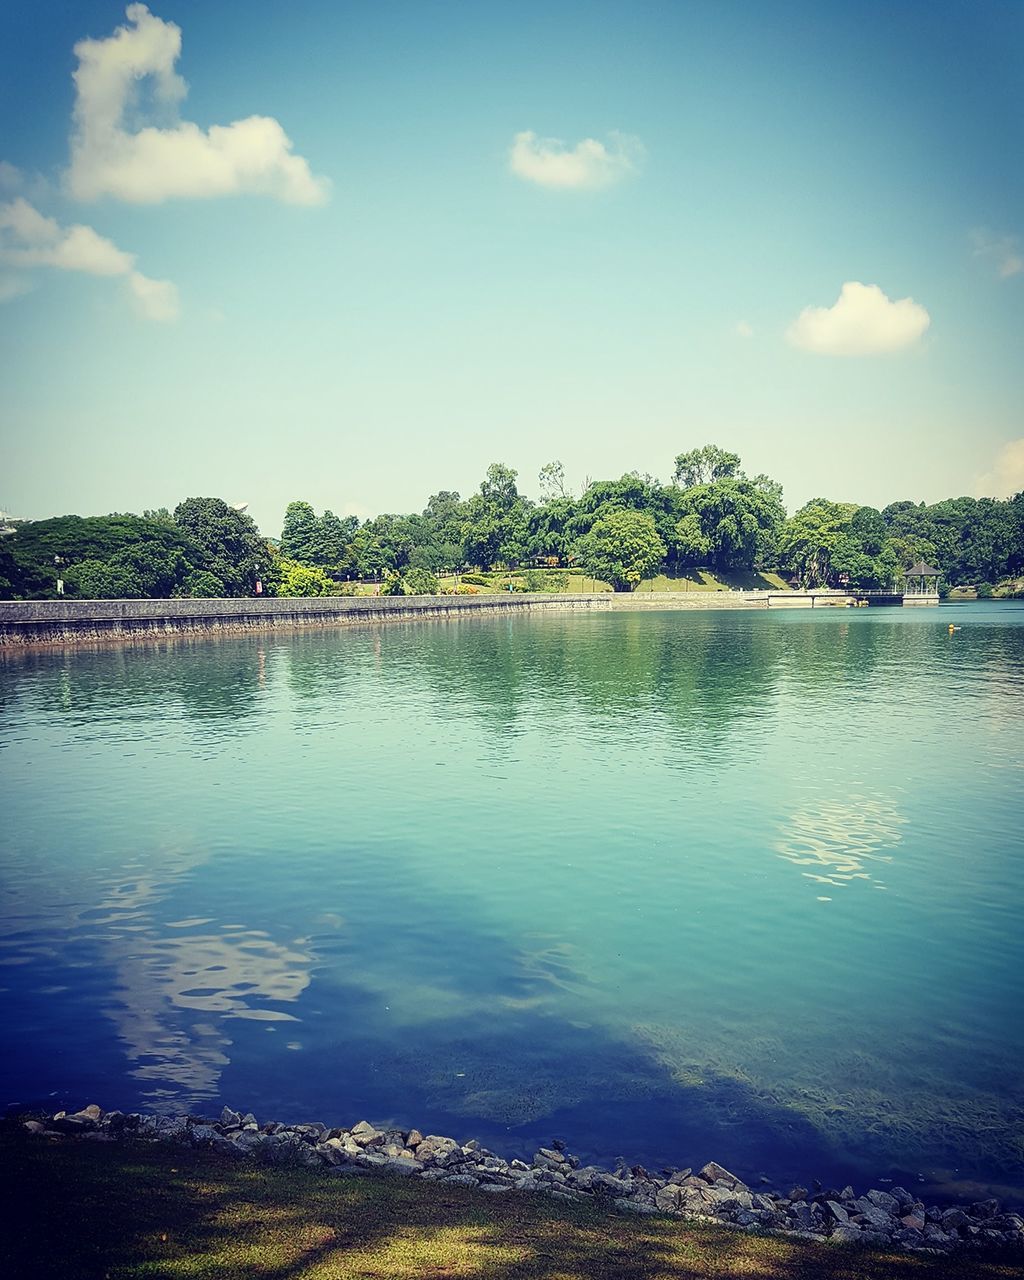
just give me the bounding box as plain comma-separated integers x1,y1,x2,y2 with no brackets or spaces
0,588,861,648
0,593,606,647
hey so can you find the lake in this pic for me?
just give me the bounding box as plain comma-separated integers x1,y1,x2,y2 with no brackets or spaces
1,602,1021,1199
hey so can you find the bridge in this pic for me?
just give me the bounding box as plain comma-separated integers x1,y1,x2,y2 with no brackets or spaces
762,589,937,608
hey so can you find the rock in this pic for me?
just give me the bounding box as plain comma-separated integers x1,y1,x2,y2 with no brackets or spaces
825,1200,850,1225
415,1135,462,1166
901,1213,926,1230
788,1186,808,1202
189,1124,219,1146
890,1185,914,1208
590,1172,633,1197
940,1208,970,1231
384,1157,423,1176
22,1120,47,1135
789,1203,817,1229
231,1130,266,1154
656,1185,685,1212
970,1199,1000,1219
79,1105,104,1121
442,1173,479,1187
667,1168,693,1184
698,1162,746,1191
478,1183,512,1193
349,1121,383,1147
616,1197,657,1214
406,1129,424,1147
51,1114,95,1133
220,1107,242,1128
855,1203,899,1233
865,1188,900,1215
831,1225,865,1246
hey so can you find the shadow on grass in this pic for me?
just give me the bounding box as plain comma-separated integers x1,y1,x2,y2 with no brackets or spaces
1,1129,1018,1280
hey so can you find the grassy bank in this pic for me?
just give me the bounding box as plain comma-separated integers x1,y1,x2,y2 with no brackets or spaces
0,1131,1015,1280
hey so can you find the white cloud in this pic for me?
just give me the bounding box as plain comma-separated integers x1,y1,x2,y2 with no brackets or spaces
0,196,178,320
970,228,1023,279
786,281,930,356
128,269,179,321
735,320,754,338
509,130,643,190
0,161,23,191
976,439,1024,499
68,4,329,206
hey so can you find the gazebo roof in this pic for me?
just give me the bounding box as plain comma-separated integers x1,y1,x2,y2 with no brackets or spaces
905,560,940,576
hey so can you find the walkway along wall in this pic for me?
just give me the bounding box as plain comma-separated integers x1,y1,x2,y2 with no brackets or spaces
0,589,854,648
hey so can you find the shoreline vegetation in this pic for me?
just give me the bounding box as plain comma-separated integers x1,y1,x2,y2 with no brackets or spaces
6,1104,1021,1279
3,448,1022,605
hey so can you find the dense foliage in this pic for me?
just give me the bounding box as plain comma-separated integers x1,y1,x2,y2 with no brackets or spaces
2,449,1022,598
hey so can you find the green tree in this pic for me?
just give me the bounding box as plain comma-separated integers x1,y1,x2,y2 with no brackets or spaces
174,497,269,596
573,509,666,591
64,559,144,599
672,477,785,570
280,501,320,561
275,558,333,596
404,567,439,594
673,445,741,489
778,500,858,586
538,460,568,501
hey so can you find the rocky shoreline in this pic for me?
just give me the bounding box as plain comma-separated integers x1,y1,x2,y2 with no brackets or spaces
20,1105,1022,1256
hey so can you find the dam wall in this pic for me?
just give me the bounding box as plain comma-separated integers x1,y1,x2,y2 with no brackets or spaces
0,589,853,647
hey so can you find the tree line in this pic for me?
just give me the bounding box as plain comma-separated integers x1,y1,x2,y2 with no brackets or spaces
2,446,1022,599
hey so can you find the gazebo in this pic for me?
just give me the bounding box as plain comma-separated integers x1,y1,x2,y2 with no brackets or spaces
903,560,940,602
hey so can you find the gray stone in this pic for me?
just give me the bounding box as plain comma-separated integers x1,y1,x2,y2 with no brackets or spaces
825,1200,850,1225
478,1183,512,1193
855,1203,898,1233
442,1173,479,1187
831,1225,865,1246
616,1197,657,1214
415,1135,462,1166
189,1124,219,1146
698,1162,746,1191
865,1188,900,1215
590,1172,633,1197
349,1120,383,1147
941,1208,970,1231
656,1184,685,1213
22,1120,47,1135
970,1199,1000,1219
384,1157,424,1176
220,1107,242,1128
406,1129,424,1147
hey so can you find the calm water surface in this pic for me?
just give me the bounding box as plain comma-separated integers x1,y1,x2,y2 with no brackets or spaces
1,603,1021,1198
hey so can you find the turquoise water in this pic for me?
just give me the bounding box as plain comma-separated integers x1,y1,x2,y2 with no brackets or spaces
1,603,1021,1197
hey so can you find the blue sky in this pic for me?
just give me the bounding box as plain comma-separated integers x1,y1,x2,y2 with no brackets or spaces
1,0,1022,534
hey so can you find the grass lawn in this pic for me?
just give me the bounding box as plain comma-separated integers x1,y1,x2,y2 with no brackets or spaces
0,1131,1016,1280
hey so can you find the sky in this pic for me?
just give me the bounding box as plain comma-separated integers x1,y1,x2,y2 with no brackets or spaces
1,0,1022,535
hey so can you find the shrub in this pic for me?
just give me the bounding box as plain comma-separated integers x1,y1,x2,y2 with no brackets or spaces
404,568,439,595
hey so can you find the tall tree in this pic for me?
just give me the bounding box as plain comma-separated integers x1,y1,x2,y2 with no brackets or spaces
174,497,268,596
538,460,568,501
280,501,320,561
573,509,666,591
673,445,741,489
